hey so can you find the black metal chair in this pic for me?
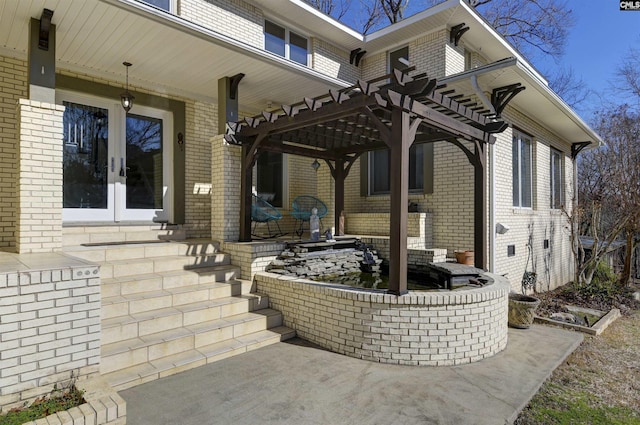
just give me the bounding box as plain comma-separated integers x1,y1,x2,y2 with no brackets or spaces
252,194,284,238
290,195,328,237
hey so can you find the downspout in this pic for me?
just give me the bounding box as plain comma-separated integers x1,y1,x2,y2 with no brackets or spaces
470,75,497,272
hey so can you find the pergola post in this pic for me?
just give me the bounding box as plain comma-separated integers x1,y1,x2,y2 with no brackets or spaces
239,144,253,242
388,108,411,295
473,141,487,270
334,158,345,236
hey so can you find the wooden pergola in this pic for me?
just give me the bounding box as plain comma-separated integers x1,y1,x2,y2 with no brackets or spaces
225,68,508,294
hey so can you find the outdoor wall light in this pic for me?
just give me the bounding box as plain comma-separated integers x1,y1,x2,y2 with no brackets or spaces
120,62,134,113
311,159,320,172
496,223,510,234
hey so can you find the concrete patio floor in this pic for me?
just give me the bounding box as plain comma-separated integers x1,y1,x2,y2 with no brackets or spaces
120,324,582,425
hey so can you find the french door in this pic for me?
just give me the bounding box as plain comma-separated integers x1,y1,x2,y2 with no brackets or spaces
59,92,173,223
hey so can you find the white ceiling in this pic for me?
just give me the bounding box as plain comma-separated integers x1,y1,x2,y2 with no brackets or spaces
0,0,351,114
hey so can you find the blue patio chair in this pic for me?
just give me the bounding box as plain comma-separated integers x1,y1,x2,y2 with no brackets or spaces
290,195,328,237
252,194,284,238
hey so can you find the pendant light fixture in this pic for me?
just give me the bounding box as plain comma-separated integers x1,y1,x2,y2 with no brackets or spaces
120,61,134,113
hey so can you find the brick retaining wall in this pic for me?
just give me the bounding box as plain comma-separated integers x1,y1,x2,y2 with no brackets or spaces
255,272,509,366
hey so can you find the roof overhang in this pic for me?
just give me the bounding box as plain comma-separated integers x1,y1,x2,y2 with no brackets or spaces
0,0,351,113
440,58,603,147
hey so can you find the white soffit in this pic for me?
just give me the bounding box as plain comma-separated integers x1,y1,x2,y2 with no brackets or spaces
0,0,351,113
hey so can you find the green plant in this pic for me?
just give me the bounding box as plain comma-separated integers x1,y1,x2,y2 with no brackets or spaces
0,385,85,425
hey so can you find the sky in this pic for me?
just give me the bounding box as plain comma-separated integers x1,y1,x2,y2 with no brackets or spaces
547,1,640,118
339,1,640,122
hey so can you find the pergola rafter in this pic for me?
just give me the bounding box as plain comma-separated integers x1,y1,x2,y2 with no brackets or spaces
225,69,507,294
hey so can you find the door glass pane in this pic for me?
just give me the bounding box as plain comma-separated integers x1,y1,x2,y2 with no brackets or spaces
126,115,163,209
63,102,109,209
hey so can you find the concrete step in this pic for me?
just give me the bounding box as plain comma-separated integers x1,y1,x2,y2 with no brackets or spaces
97,253,231,279
63,239,220,263
62,224,186,246
104,326,296,391
102,294,269,342
102,308,283,374
100,266,243,297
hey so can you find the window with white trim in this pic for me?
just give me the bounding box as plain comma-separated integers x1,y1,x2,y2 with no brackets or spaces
550,148,563,209
512,130,533,208
264,20,308,66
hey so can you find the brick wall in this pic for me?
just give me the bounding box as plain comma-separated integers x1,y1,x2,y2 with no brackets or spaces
179,0,264,49
0,56,27,251
222,240,286,280
184,100,217,238
256,272,509,366
16,100,64,253
0,259,101,411
493,108,576,292
311,38,359,83
210,135,242,241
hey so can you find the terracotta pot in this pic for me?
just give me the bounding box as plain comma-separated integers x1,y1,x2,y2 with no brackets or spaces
455,250,474,265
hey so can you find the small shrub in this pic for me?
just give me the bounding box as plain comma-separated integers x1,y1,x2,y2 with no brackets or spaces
0,385,85,425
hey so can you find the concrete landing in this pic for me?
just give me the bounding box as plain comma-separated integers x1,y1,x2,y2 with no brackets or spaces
121,324,583,425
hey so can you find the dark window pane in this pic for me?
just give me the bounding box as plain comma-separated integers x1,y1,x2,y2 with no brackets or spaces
265,21,286,57
551,149,563,209
126,115,163,209
138,0,170,11
390,46,409,71
257,152,283,207
63,102,109,209
512,134,520,206
370,145,424,195
290,32,308,65
520,137,532,208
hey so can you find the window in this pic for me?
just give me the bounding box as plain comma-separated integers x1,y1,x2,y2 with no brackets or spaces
512,130,533,208
550,148,563,209
389,46,410,71
366,144,432,195
264,20,308,66
256,151,284,207
137,0,172,12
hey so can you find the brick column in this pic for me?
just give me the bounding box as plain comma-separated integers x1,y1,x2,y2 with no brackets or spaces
16,99,64,253
211,134,241,241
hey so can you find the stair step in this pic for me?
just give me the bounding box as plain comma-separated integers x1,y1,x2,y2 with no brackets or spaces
63,239,220,263
104,326,296,391
101,309,286,375
102,294,269,341
98,254,231,279
63,224,185,246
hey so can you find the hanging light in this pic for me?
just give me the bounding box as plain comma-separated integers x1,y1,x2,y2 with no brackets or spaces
120,62,134,113
311,158,320,172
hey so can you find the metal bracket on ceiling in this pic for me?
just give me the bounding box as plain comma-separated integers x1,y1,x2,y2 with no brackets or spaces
450,23,469,46
349,48,367,67
491,83,525,118
229,73,245,100
571,141,591,159
39,9,54,51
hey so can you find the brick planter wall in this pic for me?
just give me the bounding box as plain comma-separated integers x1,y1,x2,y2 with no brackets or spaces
255,272,509,366
0,255,101,411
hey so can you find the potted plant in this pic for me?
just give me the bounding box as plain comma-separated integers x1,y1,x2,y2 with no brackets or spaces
508,292,540,329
